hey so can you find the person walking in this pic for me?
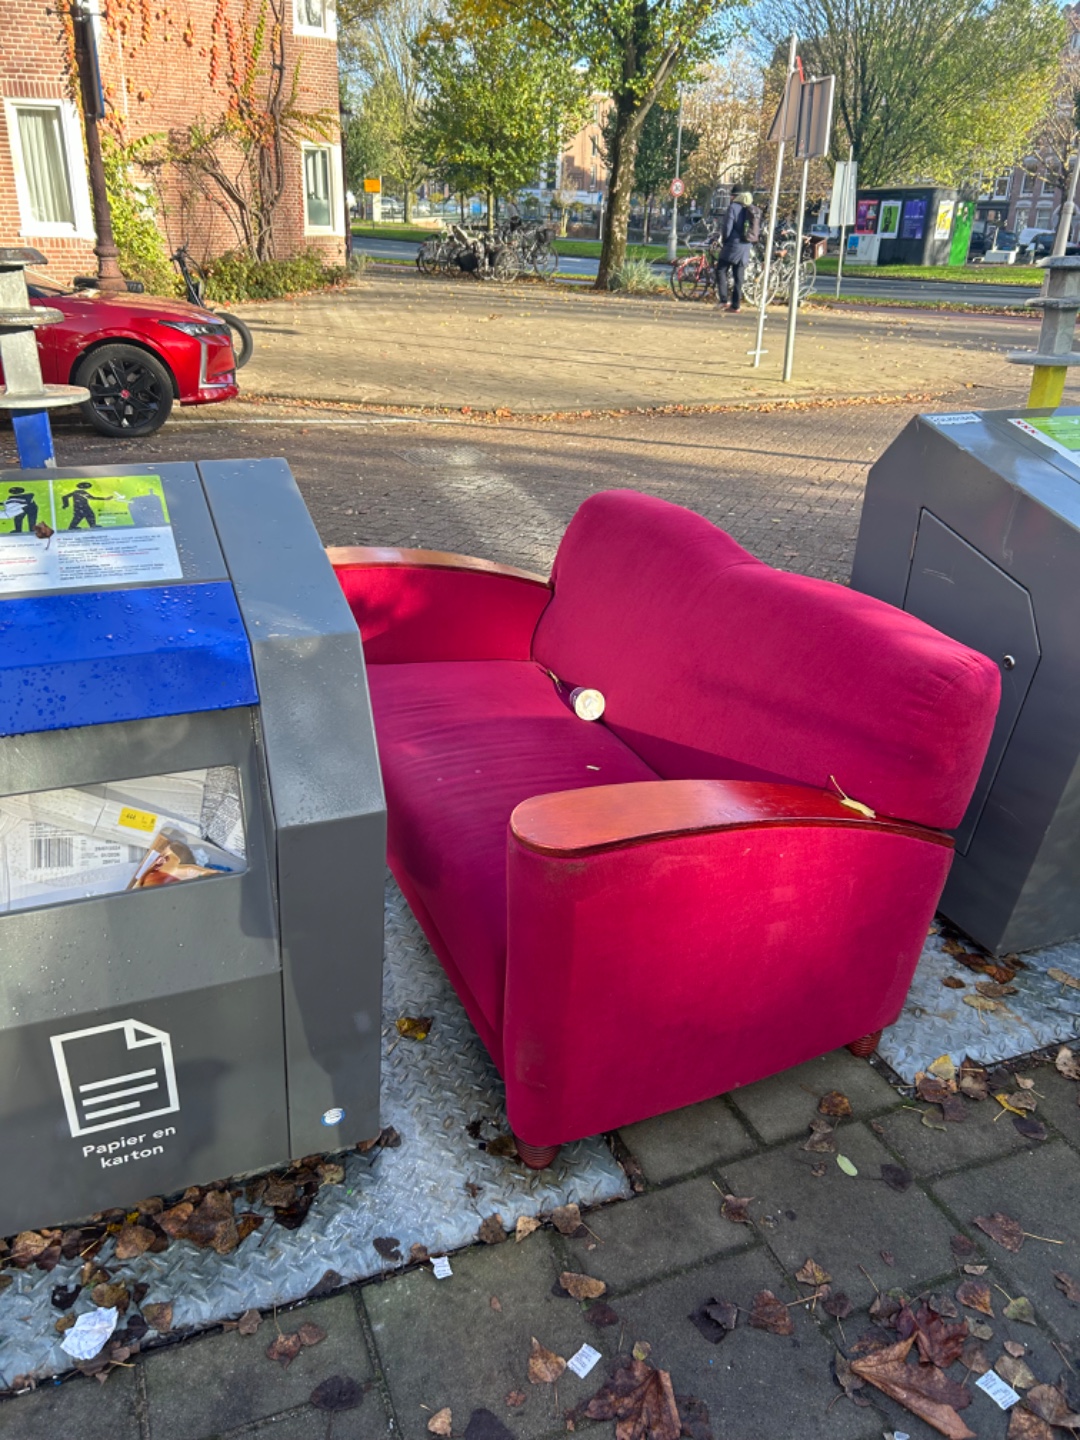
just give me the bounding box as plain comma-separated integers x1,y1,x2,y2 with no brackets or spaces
715,190,760,313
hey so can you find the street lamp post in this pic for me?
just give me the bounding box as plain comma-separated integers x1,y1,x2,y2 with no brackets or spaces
1053,145,1080,258
70,0,127,292
667,89,685,264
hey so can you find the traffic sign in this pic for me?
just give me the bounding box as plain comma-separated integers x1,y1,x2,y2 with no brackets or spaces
669,178,685,198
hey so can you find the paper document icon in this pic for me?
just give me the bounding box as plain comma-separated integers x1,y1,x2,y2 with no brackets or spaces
51,1019,180,1137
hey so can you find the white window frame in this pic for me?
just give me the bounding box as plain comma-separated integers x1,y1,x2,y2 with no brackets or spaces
1034,202,1053,230
4,98,94,239
293,0,336,37
301,142,344,236
992,173,1011,200
1020,168,1036,197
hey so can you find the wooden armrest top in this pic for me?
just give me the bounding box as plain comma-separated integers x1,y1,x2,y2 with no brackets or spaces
510,779,952,857
326,545,549,587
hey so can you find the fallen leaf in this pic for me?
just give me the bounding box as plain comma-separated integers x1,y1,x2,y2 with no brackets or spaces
490,1296,502,1313
1003,1296,1036,1325
527,1337,566,1384
10,1231,49,1266
51,1282,81,1310
688,1298,738,1343
1013,1117,1048,1142
464,1410,515,1440
236,1308,261,1335
298,1322,326,1347
1008,1409,1055,1440
942,977,967,989
395,1015,433,1040
959,1060,990,1101
632,1341,651,1362
505,1390,526,1408
582,1355,681,1440
317,1163,345,1186
266,1332,303,1368
956,1280,993,1316
1005,1340,1027,1356
90,1282,130,1314
811,1162,827,1177
478,1215,507,1246
306,1270,343,1300
674,1391,713,1440
720,1194,753,1224
1016,1077,1036,1090
748,1290,794,1336
959,1338,990,1374
850,1336,975,1439
902,1301,969,1368
551,1204,584,1236
515,1216,541,1243
560,1272,606,1301
870,1293,902,1326
969,1320,995,1340
823,1292,853,1319
950,1234,977,1258
833,1348,870,1405
1025,1383,1080,1428
410,1244,430,1264
962,1264,988,1275
997,1355,1038,1389
142,1302,173,1333
964,994,1008,1015
917,1075,954,1105
428,1407,453,1435
310,1376,364,1411
849,1325,896,1356
976,980,1018,997
941,1095,968,1124
1056,1047,1080,1081
803,1119,837,1153
373,1236,402,1261
973,1213,1024,1252
113,1224,155,1261
984,964,1019,984
928,1055,958,1083
1003,1091,1038,1112
1047,968,1080,991
837,1155,858,1176
485,1135,518,1158
795,1258,831,1287
55,1312,76,1333
881,1164,913,1192
1054,1271,1080,1303
819,1091,853,1117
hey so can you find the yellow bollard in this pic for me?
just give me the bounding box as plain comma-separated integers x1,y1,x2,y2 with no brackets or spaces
1028,365,1067,410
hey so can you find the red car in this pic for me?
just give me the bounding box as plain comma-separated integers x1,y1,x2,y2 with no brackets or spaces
20,273,239,438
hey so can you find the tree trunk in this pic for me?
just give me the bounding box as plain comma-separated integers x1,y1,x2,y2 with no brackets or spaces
404,189,413,222
486,191,494,231
596,101,644,289
643,196,652,244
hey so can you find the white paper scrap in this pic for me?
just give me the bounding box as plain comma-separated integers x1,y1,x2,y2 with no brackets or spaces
59,1306,119,1360
976,1371,1020,1410
431,1256,453,1279
567,1344,602,1379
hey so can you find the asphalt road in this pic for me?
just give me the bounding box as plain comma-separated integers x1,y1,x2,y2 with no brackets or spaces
351,232,1038,308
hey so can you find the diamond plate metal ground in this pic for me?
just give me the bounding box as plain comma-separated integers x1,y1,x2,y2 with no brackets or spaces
0,878,630,1386
878,929,1080,1083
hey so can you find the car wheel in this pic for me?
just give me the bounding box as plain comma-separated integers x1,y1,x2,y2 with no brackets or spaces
74,344,175,438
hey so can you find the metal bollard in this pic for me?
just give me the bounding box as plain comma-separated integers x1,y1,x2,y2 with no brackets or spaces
1007,255,1080,409
0,247,89,468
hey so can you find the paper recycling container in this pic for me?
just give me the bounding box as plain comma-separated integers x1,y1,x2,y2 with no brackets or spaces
851,406,1080,956
0,459,385,1235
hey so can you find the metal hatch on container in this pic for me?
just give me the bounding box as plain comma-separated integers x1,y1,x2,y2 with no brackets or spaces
903,510,1040,852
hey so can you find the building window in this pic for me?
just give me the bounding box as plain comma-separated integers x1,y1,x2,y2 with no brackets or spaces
589,164,597,192
1041,175,1056,195
4,99,93,237
1034,203,1053,231
294,0,335,36
1014,206,1029,233
302,143,343,234
1020,169,1036,196
992,173,1010,199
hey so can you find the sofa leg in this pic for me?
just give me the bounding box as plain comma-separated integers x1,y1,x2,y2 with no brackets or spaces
847,1029,883,1059
514,1137,561,1170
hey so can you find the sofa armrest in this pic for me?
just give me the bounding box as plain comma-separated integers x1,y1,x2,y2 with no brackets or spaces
328,546,551,663
510,778,953,856
503,779,952,1148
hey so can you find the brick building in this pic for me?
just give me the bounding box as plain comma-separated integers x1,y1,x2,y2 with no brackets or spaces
519,94,612,215
0,0,344,285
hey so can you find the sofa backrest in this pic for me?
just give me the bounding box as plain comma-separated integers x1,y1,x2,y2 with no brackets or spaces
531,490,1000,831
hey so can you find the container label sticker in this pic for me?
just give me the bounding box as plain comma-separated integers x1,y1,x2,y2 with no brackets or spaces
975,1371,1020,1410
931,413,981,425
567,1345,602,1379
118,807,158,833
0,475,182,595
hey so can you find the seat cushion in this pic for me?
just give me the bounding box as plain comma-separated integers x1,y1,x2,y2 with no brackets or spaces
369,660,659,1039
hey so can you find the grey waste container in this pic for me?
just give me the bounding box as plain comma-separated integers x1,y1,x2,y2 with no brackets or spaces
0,458,385,1235
851,405,1080,956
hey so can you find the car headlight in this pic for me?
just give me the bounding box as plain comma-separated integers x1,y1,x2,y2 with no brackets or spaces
158,320,230,337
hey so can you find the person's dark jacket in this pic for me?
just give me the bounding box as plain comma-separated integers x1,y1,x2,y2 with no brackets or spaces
718,203,752,264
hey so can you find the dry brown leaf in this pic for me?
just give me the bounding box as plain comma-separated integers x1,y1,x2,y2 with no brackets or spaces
113,1224,155,1261
902,1301,969,1369
916,1075,954,1105
942,977,967,989
142,1302,173,1333
1056,1046,1080,1081
490,1296,502,1313
1024,1384,1080,1429
1015,1076,1036,1090
795,1258,831,1287
551,1204,583,1236
266,1332,303,1368
477,1215,506,1246
928,1054,958,1083
582,1356,681,1440
1008,1409,1055,1440
317,1162,345,1186
973,1212,1024,1252
515,1216,541,1243
968,1320,994,1341
505,1391,526,1409
823,1292,853,1319
1005,1341,1027,1357
959,1338,990,1375
527,1337,566,1384
955,1279,993,1316
802,1118,837,1153
720,1194,754,1225
996,1355,1038,1390
850,1337,975,1439
90,1281,130,1313
560,1272,606,1301
410,1243,430,1264
976,980,1018,998
1047,968,1080,991
748,1291,794,1336
1004,1091,1038,1112
1053,1270,1080,1303
236,1308,261,1336
428,1408,453,1435
962,1264,988,1275
818,1091,853,1117
297,1322,326,1347
963,994,1008,1015
395,1015,433,1040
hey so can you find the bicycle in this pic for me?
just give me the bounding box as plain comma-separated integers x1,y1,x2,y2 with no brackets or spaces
170,247,254,369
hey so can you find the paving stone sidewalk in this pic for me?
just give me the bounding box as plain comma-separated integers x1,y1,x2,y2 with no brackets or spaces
4,1047,1078,1440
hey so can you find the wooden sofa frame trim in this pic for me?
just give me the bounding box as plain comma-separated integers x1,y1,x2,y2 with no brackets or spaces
327,545,550,589
511,779,955,859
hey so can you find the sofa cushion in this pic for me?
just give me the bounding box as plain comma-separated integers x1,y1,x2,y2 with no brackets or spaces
368,659,659,1037
531,490,1000,830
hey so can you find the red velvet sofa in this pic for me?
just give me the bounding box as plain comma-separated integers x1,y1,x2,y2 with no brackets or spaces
331,490,1000,1167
